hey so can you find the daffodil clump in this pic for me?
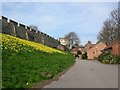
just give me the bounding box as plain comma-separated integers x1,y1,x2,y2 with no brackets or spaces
2,33,75,88
1,34,65,54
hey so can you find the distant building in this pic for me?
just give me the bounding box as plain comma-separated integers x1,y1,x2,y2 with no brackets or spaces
71,44,82,59
58,38,66,46
71,44,80,55
79,45,85,54
104,40,120,56
58,38,70,49
84,41,95,52
87,41,107,60
57,44,66,51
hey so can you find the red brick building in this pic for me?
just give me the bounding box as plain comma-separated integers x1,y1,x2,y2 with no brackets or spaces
84,41,95,52
87,41,107,60
71,44,80,54
104,41,120,56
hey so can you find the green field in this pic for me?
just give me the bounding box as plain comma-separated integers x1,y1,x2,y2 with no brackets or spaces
2,34,75,88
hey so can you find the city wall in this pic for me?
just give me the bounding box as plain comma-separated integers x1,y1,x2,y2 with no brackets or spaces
1,16,60,48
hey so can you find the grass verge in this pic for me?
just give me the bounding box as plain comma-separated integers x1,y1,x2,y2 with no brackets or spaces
1,34,75,88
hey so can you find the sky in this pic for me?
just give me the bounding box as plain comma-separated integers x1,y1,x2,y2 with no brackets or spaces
1,1,118,45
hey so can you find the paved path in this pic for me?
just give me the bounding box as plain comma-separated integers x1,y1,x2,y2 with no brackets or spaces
44,59,118,88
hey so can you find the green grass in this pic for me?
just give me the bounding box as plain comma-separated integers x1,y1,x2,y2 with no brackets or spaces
2,34,75,88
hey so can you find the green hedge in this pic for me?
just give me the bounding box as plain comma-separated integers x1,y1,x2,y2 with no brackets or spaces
98,52,120,64
82,52,87,60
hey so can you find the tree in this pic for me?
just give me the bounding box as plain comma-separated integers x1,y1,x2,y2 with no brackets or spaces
29,25,39,31
97,9,120,45
64,34,70,49
65,32,80,49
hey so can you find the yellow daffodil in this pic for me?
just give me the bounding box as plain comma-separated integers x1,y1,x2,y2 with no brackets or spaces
1,34,66,54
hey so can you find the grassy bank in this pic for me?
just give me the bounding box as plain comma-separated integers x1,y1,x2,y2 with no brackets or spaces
1,34,75,88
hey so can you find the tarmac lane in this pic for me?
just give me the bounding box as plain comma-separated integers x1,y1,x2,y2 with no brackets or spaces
43,59,118,88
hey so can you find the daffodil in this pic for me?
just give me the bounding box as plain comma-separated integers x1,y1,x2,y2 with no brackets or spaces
1,34,66,54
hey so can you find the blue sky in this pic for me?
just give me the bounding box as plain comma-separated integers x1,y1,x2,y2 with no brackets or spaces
2,2,118,45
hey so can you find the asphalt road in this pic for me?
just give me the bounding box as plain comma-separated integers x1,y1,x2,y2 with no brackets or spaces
43,59,118,88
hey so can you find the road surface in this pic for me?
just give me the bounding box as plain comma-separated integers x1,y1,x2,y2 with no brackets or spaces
43,59,118,88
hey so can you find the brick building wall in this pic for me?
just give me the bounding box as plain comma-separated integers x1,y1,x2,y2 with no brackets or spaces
87,42,107,60
84,41,95,52
112,41,120,56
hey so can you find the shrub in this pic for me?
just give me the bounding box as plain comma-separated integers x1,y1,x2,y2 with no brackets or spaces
98,52,110,62
98,52,120,64
82,52,87,60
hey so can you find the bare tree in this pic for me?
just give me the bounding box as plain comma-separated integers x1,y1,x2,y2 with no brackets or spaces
65,32,80,49
64,34,70,49
97,9,120,45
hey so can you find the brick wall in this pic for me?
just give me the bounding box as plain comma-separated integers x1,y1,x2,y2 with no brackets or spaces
84,42,94,52
112,42,120,56
87,42,107,60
